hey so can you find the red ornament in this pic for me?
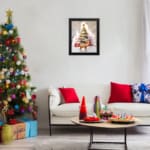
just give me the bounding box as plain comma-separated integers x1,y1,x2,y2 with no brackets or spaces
5,40,11,46
31,94,36,100
7,109,14,116
20,92,25,98
13,56,17,61
0,88,3,93
16,37,21,43
20,80,27,86
10,83,16,88
79,96,87,120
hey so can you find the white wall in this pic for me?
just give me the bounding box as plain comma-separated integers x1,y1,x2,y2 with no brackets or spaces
0,0,142,128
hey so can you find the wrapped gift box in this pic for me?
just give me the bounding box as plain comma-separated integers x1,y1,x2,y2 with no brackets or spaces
10,122,26,140
0,121,4,143
0,126,2,143
20,118,38,138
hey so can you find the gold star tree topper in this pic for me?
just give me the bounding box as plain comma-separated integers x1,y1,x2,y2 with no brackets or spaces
6,9,13,24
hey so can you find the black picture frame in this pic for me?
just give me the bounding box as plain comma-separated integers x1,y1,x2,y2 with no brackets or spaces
69,18,100,55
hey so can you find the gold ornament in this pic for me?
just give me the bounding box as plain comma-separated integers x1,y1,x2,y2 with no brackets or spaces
7,97,11,102
3,100,8,105
3,30,8,35
23,97,29,104
0,74,4,80
5,84,9,88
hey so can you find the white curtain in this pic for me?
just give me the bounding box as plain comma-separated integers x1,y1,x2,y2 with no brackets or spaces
142,0,150,82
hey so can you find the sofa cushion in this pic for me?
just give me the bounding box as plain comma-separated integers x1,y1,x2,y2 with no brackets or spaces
59,88,79,103
51,103,93,117
107,103,150,117
108,82,133,103
132,83,150,103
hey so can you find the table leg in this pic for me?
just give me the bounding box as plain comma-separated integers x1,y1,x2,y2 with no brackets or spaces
124,128,128,150
88,128,93,149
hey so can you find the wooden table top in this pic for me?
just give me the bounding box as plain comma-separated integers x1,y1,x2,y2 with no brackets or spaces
71,117,141,129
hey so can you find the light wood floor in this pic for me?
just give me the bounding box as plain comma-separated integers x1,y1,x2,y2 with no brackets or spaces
0,126,150,150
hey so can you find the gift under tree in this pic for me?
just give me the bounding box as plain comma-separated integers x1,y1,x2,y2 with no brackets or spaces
0,9,37,123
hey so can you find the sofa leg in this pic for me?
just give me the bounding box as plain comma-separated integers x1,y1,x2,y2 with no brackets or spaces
49,125,52,136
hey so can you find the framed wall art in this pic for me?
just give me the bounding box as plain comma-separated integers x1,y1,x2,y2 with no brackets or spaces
69,18,100,55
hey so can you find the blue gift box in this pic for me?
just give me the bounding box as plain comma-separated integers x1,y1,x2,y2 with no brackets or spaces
20,118,38,138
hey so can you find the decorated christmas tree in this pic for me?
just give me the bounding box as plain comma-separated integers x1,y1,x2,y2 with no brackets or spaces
79,23,89,50
0,9,37,123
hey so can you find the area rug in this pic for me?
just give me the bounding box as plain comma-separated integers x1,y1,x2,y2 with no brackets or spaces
0,126,150,150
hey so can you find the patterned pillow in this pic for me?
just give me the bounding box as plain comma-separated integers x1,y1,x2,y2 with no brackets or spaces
132,83,150,103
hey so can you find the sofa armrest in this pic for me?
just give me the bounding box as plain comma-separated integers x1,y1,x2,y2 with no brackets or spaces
48,94,60,110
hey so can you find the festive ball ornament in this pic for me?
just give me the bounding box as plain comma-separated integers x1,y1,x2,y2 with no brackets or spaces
16,60,21,65
13,56,17,61
9,30,13,34
16,84,21,89
3,100,8,105
14,104,19,110
5,84,9,88
5,40,11,46
23,97,29,104
6,80,10,84
0,56,5,62
12,39,16,44
20,92,25,98
16,37,21,43
21,70,25,75
0,74,4,79
20,107,25,113
7,109,14,116
5,24,14,30
32,94,36,100
7,97,11,102
9,68,14,73
2,30,8,35
11,94,16,99
0,87,3,93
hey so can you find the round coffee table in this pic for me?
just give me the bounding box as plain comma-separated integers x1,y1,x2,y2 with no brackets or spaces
71,117,140,150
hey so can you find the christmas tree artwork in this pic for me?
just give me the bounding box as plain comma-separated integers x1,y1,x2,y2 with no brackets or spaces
0,9,37,123
79,23,89,50
73,22,95,52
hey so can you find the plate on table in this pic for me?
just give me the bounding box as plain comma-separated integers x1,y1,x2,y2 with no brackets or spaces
109,118,135,124
80,119,104,123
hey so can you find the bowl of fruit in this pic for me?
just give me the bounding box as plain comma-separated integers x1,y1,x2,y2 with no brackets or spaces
109,113,135,124
100,110,113,120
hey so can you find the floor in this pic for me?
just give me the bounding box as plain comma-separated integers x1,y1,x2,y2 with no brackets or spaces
0,126,150,150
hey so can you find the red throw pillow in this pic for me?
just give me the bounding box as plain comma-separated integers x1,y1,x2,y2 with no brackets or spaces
108,82,133,103
59,88,79,103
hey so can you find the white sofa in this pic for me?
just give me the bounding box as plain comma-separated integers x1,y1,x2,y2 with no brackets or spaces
48,84,150,135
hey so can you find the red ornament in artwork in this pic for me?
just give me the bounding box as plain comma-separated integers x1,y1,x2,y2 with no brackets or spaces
79,96,87,120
